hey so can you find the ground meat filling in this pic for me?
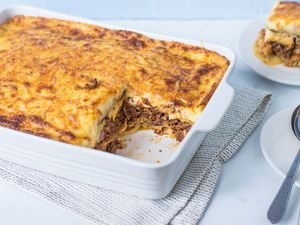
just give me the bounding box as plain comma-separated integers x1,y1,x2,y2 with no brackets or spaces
168,119,191,141
122,99,168,128
96,97,192,151
269,42,300,67
105,139,125,153
123,98,191,141
96,105,126,153
270,42,294,59
256,29,300,67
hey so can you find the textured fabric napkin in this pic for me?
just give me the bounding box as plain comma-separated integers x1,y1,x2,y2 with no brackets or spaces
0,86,271,225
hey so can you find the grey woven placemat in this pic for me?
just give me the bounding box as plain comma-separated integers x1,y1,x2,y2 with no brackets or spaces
0,86,271,225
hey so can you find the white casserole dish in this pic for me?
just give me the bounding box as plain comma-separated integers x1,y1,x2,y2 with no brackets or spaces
0,5,236,199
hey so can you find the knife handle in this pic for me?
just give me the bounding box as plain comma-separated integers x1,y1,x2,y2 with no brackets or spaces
267,149,300,224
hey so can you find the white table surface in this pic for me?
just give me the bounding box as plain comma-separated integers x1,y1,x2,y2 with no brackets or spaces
0,19,299,225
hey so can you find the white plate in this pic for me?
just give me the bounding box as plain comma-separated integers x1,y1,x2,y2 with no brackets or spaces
260,107,300,187
239,17,300,86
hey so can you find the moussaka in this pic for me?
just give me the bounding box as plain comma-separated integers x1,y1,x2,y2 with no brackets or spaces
0,16,229,152
254,1,300,67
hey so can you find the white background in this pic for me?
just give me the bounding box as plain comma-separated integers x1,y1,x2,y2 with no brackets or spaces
0,19,299,225
0,0,278,19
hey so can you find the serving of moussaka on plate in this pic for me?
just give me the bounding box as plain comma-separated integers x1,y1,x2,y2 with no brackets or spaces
254,1,300,67
0,16,230,152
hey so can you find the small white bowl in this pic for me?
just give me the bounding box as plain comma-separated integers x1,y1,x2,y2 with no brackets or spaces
239,17,300,86
260,107,300,187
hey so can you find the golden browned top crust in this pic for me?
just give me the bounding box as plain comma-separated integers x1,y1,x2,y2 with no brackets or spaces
0,15,229,147
267,1,300,36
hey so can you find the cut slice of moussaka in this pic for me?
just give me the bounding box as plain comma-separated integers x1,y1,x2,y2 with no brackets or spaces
0,15,230,152
254,1,300,67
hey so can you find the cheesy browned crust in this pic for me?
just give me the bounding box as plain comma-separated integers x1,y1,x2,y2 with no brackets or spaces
254,1,300,67
0,15,229,151
267,1,300,36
